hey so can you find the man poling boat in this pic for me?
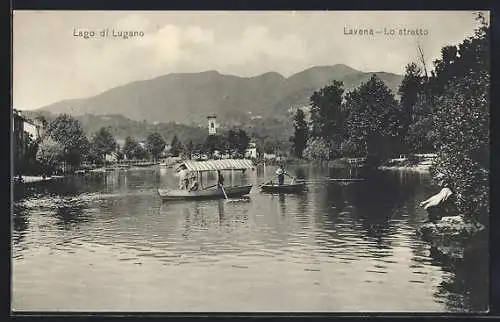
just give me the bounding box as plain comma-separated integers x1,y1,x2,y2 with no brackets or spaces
259,164,305,194
177,164,190,190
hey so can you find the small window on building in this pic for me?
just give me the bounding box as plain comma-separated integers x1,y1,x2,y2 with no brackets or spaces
211,122,215,128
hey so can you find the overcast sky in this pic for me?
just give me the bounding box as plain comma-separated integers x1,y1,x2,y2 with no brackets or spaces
13,10,487,110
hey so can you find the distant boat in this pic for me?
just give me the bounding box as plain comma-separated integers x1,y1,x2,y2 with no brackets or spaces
260,182,306,194
158,159,255,201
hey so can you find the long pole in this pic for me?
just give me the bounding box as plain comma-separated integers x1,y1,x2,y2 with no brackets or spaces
221,184,229,200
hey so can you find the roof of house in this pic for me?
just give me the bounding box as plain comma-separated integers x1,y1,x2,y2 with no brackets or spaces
13,109,42,127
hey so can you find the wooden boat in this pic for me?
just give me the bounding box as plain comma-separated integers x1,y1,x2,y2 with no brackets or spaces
157,159,256,201
260,182,306,194
158,184,252,201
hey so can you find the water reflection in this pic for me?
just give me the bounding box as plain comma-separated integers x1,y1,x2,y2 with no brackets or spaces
54,205,89,229
429,237,489,312
12,166,488,312
12,205,29,247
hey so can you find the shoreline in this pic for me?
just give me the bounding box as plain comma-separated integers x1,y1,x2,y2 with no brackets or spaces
14,175,66,184
378,164,431,173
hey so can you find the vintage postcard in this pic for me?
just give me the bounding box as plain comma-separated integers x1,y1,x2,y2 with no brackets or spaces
12,10,490,313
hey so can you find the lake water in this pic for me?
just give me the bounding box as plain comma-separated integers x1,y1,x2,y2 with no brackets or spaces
12,165,488,312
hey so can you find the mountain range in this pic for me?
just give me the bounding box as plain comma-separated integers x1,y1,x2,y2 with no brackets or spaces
37,64,403,127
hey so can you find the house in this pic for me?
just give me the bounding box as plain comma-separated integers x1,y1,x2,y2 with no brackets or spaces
163,144,172,157
13,109,43,141
245,142,258,159
13,109,43,167
105,152,118,163
263,153,277,160
138,141,147,150
116,139,126,150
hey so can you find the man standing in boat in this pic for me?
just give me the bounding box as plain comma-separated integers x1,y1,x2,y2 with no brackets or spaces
276,165,286,185
275,164,296,186
178,164,190,190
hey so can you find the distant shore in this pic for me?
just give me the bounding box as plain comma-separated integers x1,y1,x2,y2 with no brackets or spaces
13,175,66,185
378,164,431,173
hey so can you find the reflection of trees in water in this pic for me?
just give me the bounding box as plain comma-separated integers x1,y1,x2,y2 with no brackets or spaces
328,166,360,179
218,200,225,224
293,167,307,179
278,194,286,214
347,171,421,241
307,170,423,258
429,234,489,312
122,170,158,191
295,191,309,216
12,204,29,245
15,177,84,201
54,205,90,230
182,207,192,239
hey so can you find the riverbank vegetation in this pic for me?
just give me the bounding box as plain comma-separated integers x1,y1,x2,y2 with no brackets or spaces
291,13,489,227
18,113,255,176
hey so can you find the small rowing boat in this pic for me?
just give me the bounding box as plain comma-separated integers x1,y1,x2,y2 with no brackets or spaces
260,182,306,194
158,185,253,201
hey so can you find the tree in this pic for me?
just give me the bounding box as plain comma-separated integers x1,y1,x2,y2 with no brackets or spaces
135,144,149,160
170,135,183,157
397,62,426,153
46,114,89,168
235,129,250,157
430,12,489,225
291,109,309,158
185,140,194,159
36,136,65,175
34,115,49,130
90,127,117,163
204,135,222,156
309,80,345,145
344,74,400,164
116,150,124,161
122,136,141,160
405,93,436,153
146,132,166,161
340,138,365,158
225,129,250,157
303,137,332,161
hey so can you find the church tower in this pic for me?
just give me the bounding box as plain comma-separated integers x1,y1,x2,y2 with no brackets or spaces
207,114,217,135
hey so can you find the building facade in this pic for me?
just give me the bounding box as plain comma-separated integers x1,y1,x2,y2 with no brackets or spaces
13,109,43,175
245,142,258,159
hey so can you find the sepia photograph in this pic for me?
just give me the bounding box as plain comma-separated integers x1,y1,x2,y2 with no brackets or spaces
12,10,490,313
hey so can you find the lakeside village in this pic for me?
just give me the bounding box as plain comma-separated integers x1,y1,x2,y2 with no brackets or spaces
13,14,488,253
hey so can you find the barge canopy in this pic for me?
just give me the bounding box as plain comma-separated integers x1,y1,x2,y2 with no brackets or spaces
176,159,255,172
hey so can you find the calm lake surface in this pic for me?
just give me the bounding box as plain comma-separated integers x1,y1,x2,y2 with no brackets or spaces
12,165,488,312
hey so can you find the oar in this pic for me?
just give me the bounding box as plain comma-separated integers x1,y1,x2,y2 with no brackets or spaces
220,184,229,200
259,175,275,188
220,184,249,203
284,173,297,184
